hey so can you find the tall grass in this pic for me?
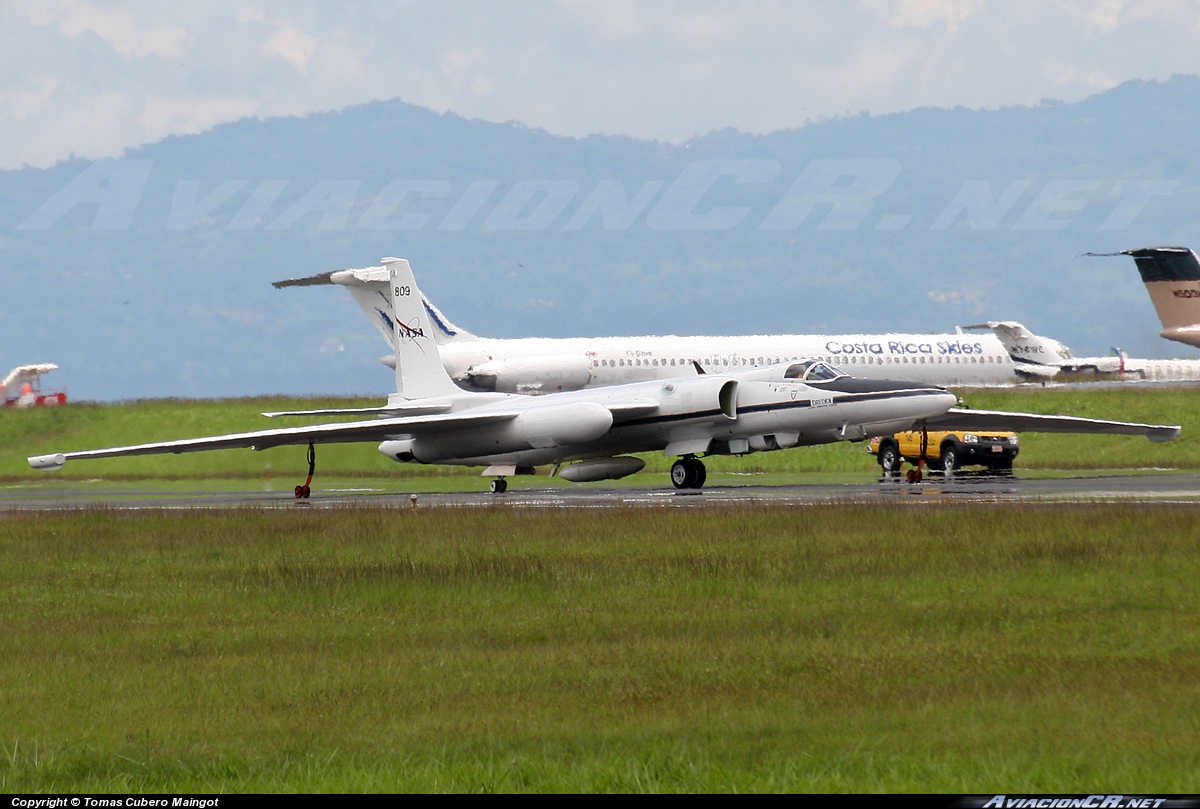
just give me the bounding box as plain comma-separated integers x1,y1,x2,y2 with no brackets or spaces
1,505,1197,791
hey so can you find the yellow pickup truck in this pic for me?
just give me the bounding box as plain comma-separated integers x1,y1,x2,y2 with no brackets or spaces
868,430,1019,476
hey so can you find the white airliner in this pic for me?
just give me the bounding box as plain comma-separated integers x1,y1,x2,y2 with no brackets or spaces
2,364,65,408
275,267,1024,390
31,259,1179,493
279,265,1200,391
961,321,1200,383
1090,246,1200,350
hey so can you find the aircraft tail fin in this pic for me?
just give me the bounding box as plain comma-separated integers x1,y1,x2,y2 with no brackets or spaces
273,267,479,351
959,321,1071,365
384,258,463,401
1113,247,1200,348
1,364,57,398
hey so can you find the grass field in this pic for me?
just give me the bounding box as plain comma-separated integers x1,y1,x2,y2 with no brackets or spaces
1,384,1199,486
1,504,1198,792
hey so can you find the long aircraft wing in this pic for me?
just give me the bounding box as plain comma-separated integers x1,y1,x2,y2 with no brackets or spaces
261,403,453,418
28,410,519,470
923,408,1180,442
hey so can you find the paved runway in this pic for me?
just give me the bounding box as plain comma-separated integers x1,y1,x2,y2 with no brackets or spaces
4,471,1200,510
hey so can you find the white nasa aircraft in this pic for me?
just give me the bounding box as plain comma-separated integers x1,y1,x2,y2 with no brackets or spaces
960,321,1200,383
1090,246,1200,350
275,266,1025,390
2,364,65,408
31,260,1180,494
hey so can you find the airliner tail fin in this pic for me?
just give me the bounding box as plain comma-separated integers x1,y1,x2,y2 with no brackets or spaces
1118,247,1200,348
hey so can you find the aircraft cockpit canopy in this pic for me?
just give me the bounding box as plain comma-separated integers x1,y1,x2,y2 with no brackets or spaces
782,360,845,382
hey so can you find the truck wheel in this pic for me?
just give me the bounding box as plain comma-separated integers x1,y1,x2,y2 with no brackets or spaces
941,445,959,476
877,444,901,477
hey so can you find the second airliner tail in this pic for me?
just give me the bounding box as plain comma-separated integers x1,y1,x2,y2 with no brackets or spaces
1089,247,1200,349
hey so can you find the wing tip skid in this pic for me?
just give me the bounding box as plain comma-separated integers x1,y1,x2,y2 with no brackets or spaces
1147,426,1182,443
29,453,66,471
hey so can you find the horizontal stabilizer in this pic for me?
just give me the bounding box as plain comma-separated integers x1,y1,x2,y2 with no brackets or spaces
924,408,1180,442
274,264,479,346
271,272,336,288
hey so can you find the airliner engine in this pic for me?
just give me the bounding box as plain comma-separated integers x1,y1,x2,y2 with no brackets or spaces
457,354,592,393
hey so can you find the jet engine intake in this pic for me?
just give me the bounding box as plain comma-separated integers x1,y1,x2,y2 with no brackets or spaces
663,377,738,420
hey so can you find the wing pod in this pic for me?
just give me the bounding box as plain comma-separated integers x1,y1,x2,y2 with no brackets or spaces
559,457,646,482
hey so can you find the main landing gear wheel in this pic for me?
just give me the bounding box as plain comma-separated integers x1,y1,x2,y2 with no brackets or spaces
670,457,707,490
489,479,508,494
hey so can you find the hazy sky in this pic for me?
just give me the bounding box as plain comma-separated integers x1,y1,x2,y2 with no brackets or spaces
4,0,1200,169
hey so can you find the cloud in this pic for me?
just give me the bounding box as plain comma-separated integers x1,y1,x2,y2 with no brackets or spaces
807,37,927,101
859,0,988,32
1056,0,1127,33
6,2,1200,168
441,48,494,95
558,0,646,39
262,22,317,73
0,77,58,121
235,7,318,73
138,96,260,138
16,0,187,59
